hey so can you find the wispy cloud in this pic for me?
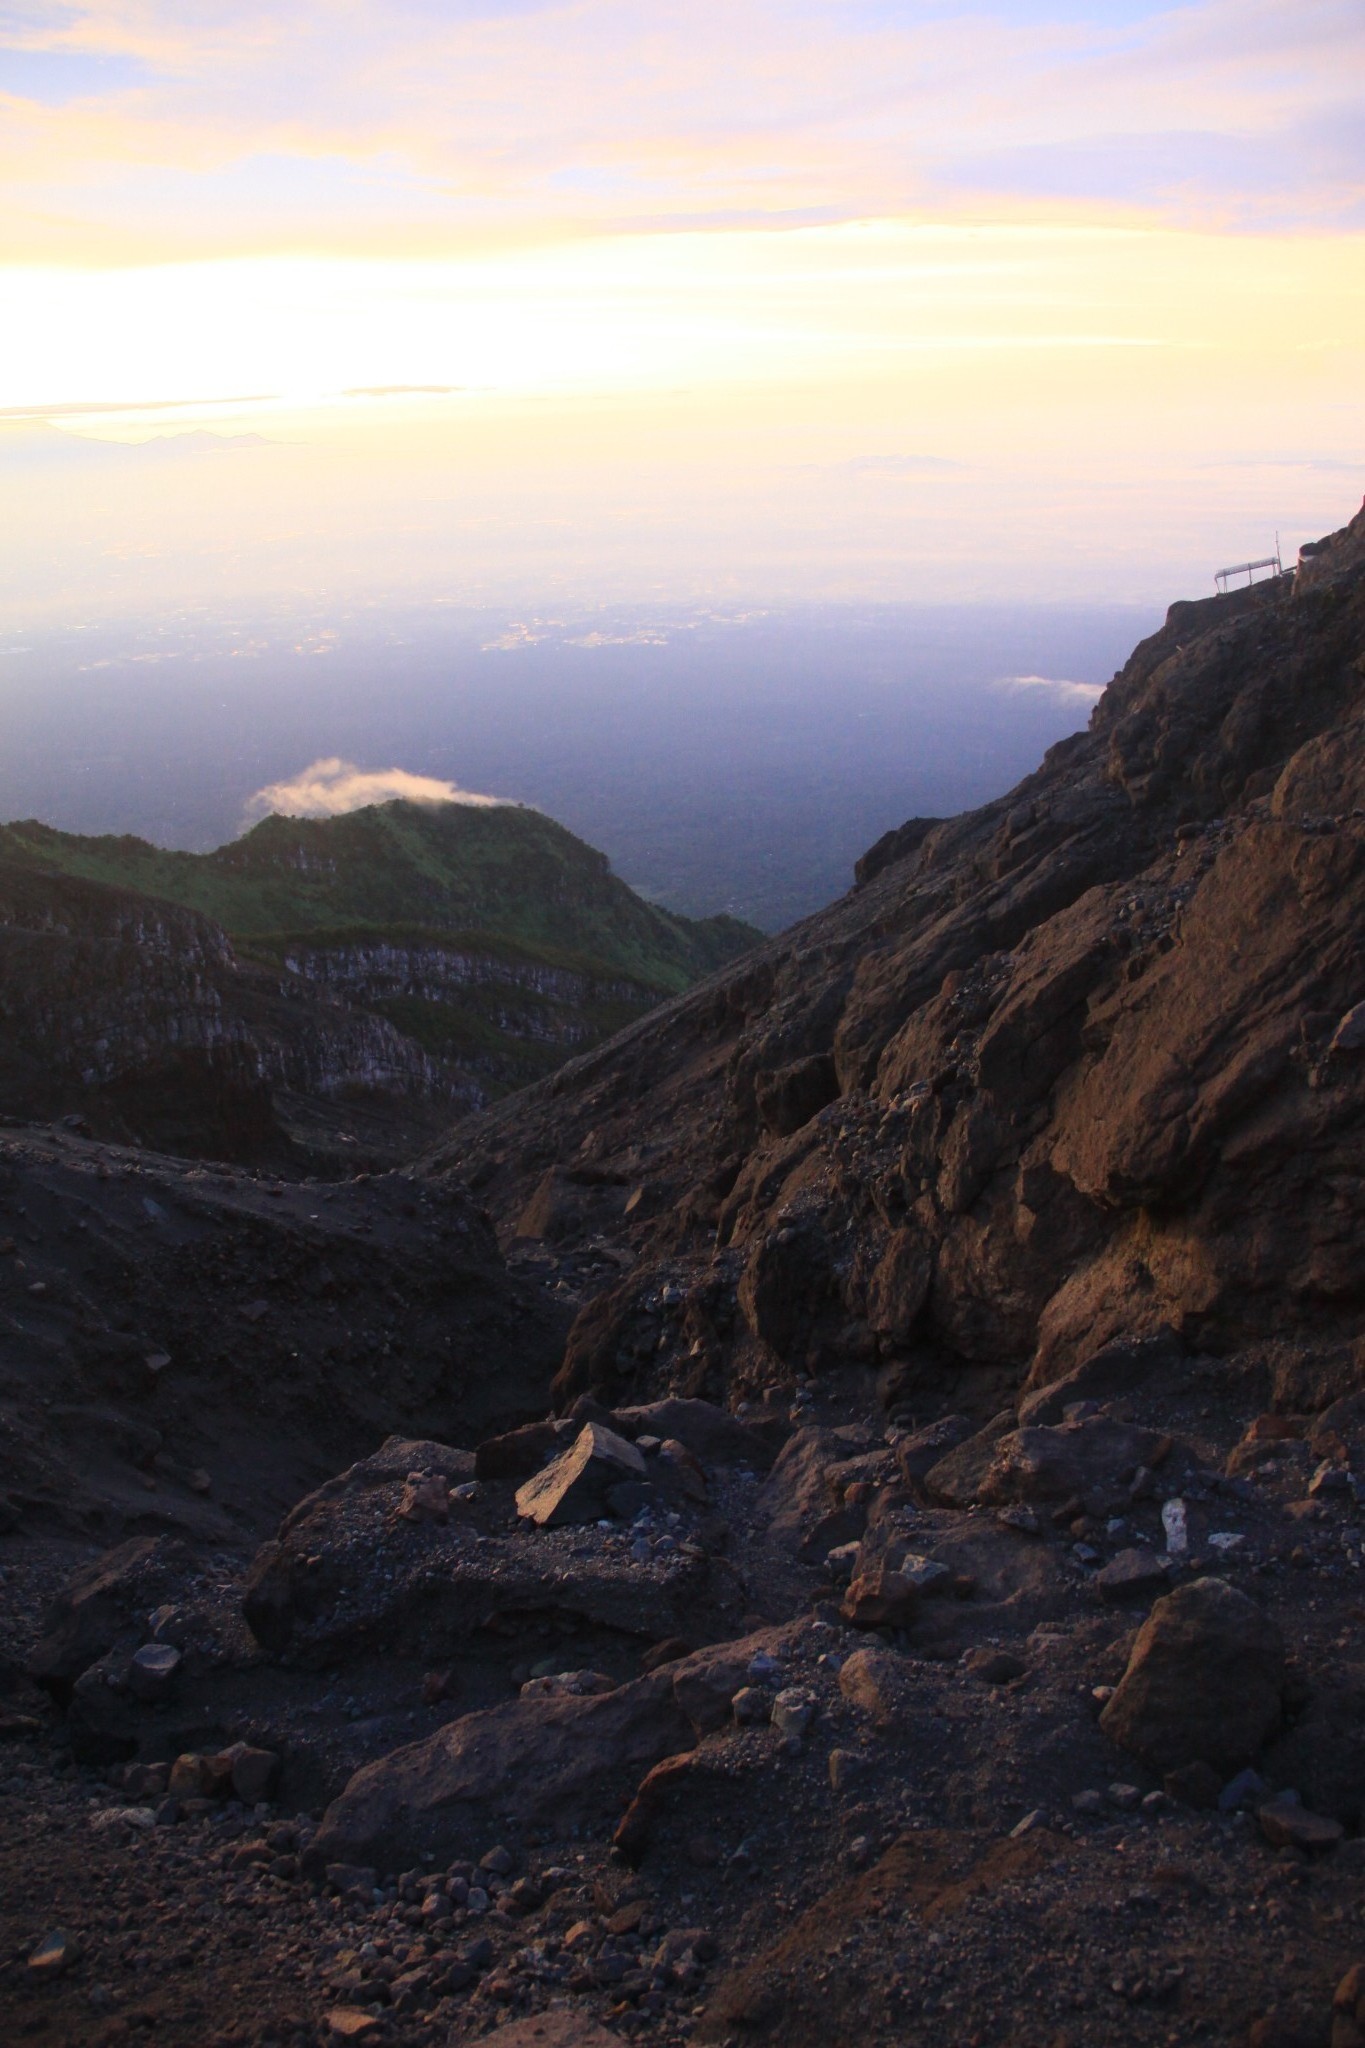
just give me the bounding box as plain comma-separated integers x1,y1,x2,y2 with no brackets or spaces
0,1,1360,262
997,672,1105,706
243,756,510,824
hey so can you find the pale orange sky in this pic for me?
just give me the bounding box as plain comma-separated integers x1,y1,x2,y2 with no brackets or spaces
0,1,1361,617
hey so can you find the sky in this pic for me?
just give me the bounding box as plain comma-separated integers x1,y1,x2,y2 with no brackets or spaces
0,0,1361,620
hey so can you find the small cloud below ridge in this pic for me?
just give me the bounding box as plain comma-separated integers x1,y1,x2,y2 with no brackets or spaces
243,757,509,826
997,673,1105,706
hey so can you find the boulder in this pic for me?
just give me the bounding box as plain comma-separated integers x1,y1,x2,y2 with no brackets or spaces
614,1397,776,1469
306,1672,694,1875
755,1424,881,1547
1258,1795,1343,1852
893,1415,974,1490
1099,1577,1285,1776
975,1417,1170,1507
837,1646,908,1726
1017,1329,1185,1426
515,1422,647,1528
243,1469,739,1663
1094,1549,1169,1603
474,1419,571,1483
919,1412,1016,1507
841,1565,918,1630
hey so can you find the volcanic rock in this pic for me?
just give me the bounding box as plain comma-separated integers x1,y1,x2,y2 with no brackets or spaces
1100,1576,1286,1775
515,1420,647,1527
306,1672,694,1873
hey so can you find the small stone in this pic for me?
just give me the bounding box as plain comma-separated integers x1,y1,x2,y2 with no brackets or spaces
397,1472,450,1524
325,2011,385,2041
828,1748,871,1793
995,1505,1040,1535
731,1685,772,1726
127,1642,181,1702
1160,1498,1189,1555
1333,1963,1365,2013
168,1753,213,1800
962,1647,1026,1685
1095,1548,1168,1603
1309,1461,1352,1498
480,1842,515,1875
770,1687,817,1740
1258,1795,1344,1852
1108,1782,1142,1811
1072,1789,1104,1816
1218,1767,1268,1813
1164,1760,1221,1809
1010,1808,1049,1838
28,1930,82,1976
897,1554,953,1597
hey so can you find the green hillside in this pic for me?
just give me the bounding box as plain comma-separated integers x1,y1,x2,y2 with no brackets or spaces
0,802,759,993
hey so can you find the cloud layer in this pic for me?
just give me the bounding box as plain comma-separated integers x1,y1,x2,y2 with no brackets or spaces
243,758,509,825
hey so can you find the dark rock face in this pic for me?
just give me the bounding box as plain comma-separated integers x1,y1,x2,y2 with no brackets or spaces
1099,1576,1286,1775
426,504,1365,1419
305,1673,695,1874
0,1124,568,1543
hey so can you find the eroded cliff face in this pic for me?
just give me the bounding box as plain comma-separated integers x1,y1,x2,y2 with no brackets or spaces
0,867,468,1167
428,505,1365,1416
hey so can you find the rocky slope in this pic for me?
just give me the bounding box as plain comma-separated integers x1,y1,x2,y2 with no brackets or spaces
5,505,1365,2048
427,503,1365,1428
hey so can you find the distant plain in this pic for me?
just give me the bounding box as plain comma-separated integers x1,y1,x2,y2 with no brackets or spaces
0,600,1157,931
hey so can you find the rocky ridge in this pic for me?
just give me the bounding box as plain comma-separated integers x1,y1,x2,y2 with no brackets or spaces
4,506,1365,2048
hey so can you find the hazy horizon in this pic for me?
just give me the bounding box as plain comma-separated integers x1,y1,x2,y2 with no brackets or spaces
0,596,1154,929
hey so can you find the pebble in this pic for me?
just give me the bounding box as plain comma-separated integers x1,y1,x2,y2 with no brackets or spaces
1010,1808,1049,1838
828,1748,871,1793
29,1928,82,1975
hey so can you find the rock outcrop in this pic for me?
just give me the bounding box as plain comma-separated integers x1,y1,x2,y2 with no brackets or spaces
426,504,1365,1429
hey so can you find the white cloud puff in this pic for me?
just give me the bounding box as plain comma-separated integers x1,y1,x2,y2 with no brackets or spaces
997,673,1105,706
243,756,509,824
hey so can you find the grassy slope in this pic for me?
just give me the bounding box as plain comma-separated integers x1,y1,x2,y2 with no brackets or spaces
0,803,759,994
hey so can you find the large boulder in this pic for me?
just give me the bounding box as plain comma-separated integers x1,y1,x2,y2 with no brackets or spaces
1099,1577,1285,1776
974,1417,1170,1507
242,1470,738,1663
612,1398,778,1471
305,1673,694,1874
515,1421,646,1528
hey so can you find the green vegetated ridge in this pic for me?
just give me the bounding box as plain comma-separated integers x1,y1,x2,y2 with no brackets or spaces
0,802,761,1107
0,802,757,989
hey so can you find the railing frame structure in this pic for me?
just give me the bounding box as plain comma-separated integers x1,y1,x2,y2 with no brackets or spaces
1215,546,1283,594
